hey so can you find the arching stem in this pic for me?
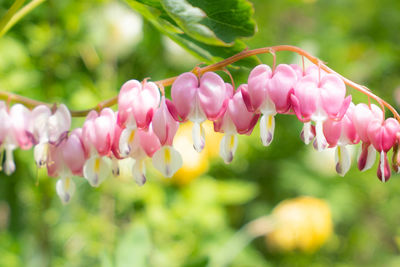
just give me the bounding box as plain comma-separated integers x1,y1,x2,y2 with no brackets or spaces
0,45,398,121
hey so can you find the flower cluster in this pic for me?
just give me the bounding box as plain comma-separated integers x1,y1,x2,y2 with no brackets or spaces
1,63,399,204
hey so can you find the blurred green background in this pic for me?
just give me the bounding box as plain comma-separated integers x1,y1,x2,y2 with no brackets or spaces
1,0,400,266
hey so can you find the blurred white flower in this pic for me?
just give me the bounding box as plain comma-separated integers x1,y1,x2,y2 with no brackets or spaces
87,2,143,57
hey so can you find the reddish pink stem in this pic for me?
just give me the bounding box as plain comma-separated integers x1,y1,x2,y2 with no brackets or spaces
0,45,398,121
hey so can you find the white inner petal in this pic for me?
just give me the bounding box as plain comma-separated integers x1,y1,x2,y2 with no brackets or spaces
301,122,313,145
188,94,206,123
83,155,112,187
260,114,275,146
192,122,205,153
3,147,15,175
380,150,386,182
119,128,137,157
313,119,327,152
34,142,49,168
364,144,377,172
56,176,76,204
152,146,183,177
221,113,236,135
335,145,351,176
219,134,238,164
34,113,50,143
259,96,276,116
126,113,138,129
132,158,147,186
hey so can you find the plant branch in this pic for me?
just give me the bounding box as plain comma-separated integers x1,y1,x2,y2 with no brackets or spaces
0,45,398,121
0,0,45,38
0,0,26,37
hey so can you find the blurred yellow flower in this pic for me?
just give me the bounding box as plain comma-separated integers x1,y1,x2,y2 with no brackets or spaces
266,196,333,253
171,121,222,185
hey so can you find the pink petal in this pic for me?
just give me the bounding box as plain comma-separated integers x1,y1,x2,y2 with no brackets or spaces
132,81,160,129
117,80,141,127
47,143,63,178
368,118,399,152
198,72,226,121
63,129,86,176
153,97,179,146
112,120,124,159
377,151,391,182
291,75,319,121
137,128,161,157
290,64,304,79
323,118,341,147
171,72,197,121
10,104,32,149
247,64,272,112
267,64,297,113
319,74,346,117
352,103,383,143
229,85,258,135
0,102,10,144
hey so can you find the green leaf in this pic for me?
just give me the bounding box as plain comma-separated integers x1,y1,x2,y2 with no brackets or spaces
161,0,256,46
125,0,259,68
127,0,183,34
188,0,256,44
161,0,226,46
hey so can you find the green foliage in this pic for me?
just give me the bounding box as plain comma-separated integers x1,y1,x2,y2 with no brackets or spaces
1,0,400,266
125,0,259,67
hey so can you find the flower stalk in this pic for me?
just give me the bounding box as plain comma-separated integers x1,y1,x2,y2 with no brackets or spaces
0,45,398,121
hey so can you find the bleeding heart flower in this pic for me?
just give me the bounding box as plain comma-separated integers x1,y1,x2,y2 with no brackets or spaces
291,72,351,151
0,104,33,175
82,108,116,187
151,97,183,177
32,104,71,168
47,128,86,204
367,118,400,182
131,127,161,185
214,84,260,163
243,64,297,146
117,79,160,130
323,103,359,176
171,72,227,152
352,103,384,172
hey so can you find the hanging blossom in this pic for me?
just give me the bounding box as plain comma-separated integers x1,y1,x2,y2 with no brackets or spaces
367,118,400,182
323,103,360,176
47,129,87,204
151,96,183,177
171,72,227,152
31,104,71,168
214,83,260,163
290,67,352,151
0,103,33,175
243,64,297,146
117,79,160,157
82,108,116,187
131,127,161,186
352,103,384,172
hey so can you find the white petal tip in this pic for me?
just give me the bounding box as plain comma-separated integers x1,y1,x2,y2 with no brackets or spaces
135,175,146,186
260,115,275,147
219,134,237,164
192,122,205,153
83,156,111,187
152,146,183,178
